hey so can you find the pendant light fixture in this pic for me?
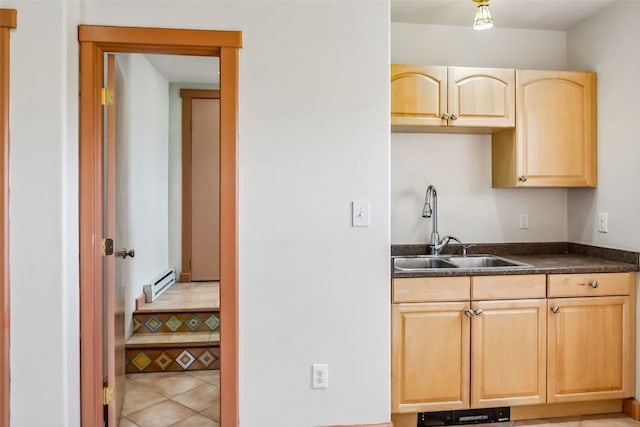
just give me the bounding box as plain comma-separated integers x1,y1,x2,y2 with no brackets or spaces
473,0,494,30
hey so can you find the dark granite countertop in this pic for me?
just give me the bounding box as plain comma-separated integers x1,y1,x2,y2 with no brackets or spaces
392,242,640,278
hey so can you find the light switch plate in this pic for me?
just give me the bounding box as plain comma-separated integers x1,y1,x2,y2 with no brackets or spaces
352,201,369,227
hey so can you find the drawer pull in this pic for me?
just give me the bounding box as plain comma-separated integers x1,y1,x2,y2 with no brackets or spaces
589,280,599,288
474,308,484,316
464,308,474,317
551,305,560,314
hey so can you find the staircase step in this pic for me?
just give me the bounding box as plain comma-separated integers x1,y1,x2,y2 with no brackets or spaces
125,332,220,373
132,310,220,334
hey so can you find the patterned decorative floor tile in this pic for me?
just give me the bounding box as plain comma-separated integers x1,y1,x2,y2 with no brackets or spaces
125,346,220,373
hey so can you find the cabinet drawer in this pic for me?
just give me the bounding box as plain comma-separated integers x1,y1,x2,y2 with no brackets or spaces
548,273,633,297
471,275,546,300
392,277,470,303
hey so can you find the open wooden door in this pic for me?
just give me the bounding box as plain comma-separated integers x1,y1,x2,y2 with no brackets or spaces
104,53,126,425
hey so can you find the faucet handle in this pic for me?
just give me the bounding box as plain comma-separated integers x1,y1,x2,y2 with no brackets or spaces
443,235,461,245
462,244,476,257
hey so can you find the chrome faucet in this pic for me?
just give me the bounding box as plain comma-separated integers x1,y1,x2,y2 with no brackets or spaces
422,185,460,255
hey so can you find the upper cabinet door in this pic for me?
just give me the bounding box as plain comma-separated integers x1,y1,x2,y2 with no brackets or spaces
517,70,597,187
448,67,515,128
492,70,597,188
391,65,447,130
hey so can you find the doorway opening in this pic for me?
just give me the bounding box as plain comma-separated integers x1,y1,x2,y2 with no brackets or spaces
79,25,240,426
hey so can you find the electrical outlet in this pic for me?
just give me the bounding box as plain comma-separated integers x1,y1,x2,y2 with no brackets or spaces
519,213,529,229
312,363,329,389
598,212,608,233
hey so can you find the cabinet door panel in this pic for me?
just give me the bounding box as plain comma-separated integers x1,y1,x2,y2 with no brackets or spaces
449,67,515,128
392,302,470,413
471,299,546,407
391,65,447,128
548,296,633,402
516,70,596,187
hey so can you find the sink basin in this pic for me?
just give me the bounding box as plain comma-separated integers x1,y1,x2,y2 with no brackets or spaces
394,257,457,271
393,254,531,272
444,255,530,269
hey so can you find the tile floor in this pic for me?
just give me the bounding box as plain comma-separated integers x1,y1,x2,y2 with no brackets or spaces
119,370,220,427
122,282,220,426
137,282,219,311
457,414,640,426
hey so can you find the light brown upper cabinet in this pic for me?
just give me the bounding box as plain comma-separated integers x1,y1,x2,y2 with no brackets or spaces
391,65,515,132
492,70,597,187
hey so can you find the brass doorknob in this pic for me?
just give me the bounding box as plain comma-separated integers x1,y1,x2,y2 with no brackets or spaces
449,113,458,120
551,306,560,314
519,175,527,183
441,113,450,120
474,308,484,316
589,280,598,288
117,248,135,259
464,308,474,317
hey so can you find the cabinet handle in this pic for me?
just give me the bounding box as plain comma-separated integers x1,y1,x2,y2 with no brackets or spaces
441,113,450,120
449,113,458,120
518,175,527,183
589,280,598,288
551,305,560,314
464,308,474,317
474,308,483,316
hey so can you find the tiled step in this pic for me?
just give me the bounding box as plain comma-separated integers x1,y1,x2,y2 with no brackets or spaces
132,310,220,334
125,331,220,373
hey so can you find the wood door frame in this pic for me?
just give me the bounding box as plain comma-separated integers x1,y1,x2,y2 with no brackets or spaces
79,25,241,426
0,9,16,427
179,89,221,283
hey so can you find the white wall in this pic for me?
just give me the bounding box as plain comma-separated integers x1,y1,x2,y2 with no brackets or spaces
566,1,640,252
8,1,391,427
565,1,640,400
115,53,170,338
391,23,570,244
8,2,79,425
168,82,218,279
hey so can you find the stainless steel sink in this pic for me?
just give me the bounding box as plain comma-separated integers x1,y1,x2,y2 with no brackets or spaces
394,257,457,271
444,255,530,269
393,254,531,272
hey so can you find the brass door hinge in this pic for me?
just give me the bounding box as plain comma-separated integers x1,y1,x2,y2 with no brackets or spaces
101,88,114,106
103,386,114,405
102,238,114,256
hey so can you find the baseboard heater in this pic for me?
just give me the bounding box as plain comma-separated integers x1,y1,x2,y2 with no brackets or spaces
143,268,176,303
418,407,510,426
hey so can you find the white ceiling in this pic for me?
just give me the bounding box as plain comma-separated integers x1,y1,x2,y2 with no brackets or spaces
391,0,617,31
144,54,219,85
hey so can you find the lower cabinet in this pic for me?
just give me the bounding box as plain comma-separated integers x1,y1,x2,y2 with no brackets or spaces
471,299,547,408
391,272,636,415
547,295,633,402
392,302,470,413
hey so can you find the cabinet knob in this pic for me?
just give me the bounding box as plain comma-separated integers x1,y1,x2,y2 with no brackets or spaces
441,113,450,120
551,305,560,314
518,175,527,183
474,308,483,316
464,308,474,317
589,280,598,288
449,113,458,120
